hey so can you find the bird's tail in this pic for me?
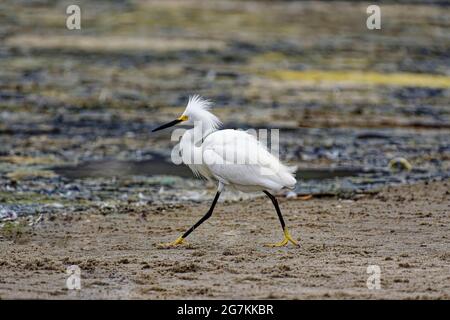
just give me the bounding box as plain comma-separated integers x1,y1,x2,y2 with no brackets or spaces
276,164,297,190
287,165,297,174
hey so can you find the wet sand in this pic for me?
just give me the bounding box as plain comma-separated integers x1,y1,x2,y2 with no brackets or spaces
1,180,449,299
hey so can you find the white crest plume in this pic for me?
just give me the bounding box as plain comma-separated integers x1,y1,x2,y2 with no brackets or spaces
184,95,222,131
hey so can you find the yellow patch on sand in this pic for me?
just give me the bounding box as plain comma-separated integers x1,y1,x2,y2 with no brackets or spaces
265,70,450,88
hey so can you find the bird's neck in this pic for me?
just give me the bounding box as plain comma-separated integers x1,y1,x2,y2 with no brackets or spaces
192,121,217,142
179,126,208,166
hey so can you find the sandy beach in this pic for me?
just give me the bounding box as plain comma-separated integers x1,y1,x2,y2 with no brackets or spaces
1,180,448,299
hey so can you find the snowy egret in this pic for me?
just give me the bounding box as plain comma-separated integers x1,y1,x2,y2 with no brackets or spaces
152,95,298,247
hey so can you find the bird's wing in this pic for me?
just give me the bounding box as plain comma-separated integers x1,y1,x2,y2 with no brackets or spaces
202,130,296,190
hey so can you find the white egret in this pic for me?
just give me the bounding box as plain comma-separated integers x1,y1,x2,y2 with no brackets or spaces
152,95,298,247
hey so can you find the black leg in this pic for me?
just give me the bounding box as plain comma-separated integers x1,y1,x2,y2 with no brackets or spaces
263,190,299,246
181,191,221,239
263,190,286,230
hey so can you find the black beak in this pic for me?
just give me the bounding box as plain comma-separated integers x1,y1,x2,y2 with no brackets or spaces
152,119,183,132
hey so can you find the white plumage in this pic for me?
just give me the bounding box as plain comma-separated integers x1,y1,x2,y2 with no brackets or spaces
153,95,299,247
178,95,296,192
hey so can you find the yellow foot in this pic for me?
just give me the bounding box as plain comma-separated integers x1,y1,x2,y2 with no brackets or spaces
157,236,188,248
265,228,299,247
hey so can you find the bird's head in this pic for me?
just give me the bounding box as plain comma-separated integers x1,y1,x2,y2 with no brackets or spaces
152,95,221,132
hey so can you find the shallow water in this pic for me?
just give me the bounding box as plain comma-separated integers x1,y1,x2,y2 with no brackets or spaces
53,156,370,181
50,140,448,198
